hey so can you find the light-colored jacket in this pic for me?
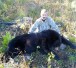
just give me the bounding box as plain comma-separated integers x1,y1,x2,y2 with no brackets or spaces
28,17,60,34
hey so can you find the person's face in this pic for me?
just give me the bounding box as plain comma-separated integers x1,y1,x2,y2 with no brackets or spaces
41,12,48,20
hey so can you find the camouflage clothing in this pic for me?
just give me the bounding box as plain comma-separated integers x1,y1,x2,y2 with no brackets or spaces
28,17,60,33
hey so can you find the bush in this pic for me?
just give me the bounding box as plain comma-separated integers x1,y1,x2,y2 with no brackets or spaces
27,8,40,22
69,36,76,43
0,32,14,53
69,55,76,61
28,51,55,68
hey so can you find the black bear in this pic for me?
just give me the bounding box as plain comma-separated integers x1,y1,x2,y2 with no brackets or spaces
1,29,76,62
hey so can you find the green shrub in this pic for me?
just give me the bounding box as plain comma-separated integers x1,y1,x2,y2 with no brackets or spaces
69,55,76,61
54,18,62,23
69,36,76,43
55,10,61,17
27,8,40,22
0,32,14,53
27,51,55,68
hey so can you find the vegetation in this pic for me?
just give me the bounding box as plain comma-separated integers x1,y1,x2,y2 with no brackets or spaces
0,0,76,68
0,32,14,53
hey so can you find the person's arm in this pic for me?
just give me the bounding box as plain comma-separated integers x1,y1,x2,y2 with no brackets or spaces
48,17,60,34
28,20,39,33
